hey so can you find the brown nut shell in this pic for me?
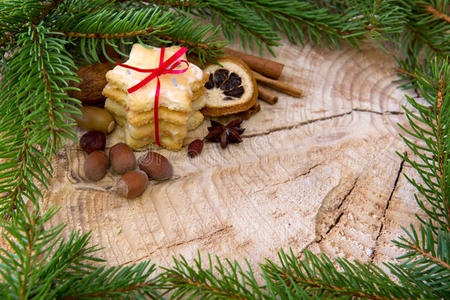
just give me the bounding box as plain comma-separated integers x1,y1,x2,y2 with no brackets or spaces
117,170,148,199
80,130,106,154
139,152,173,181
68,62,115,106
109,143,136,174
75,106,115,134
84,151,108,181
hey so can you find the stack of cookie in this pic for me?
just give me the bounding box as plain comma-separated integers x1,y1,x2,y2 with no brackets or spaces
102,44,207,150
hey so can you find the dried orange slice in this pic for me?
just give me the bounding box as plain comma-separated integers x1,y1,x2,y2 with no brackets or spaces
200,56,258,117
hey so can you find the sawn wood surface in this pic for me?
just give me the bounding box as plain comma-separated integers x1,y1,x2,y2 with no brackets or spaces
42,41,424,273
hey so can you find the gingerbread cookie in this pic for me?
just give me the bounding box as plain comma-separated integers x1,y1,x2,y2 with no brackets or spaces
103,44,207,150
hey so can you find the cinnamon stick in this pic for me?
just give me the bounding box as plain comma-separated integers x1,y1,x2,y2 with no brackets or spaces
253,71,303,98
237,101,261,120
225,48,284,80
257,85,278,105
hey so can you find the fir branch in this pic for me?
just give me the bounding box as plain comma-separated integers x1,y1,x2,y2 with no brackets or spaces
0,206,65,297
0,123,31,217
0,205,161,299
398,56,449,232
393,224,450,298
278,276,392,300
60,27,159,39
55,262,161,299
32,0,64,25
153,0,280,53
407,26,447,58
136,0,195,7
0,1,449,299
348,0,409,39
307,0,410,42
164,274,248,299
0,32,14,49
262,249,424,299
0,119,50,218
409,241,450,270
240,0,363,48
20,209,37,299
393,56,449,298
423,3,450,23
161,249,425,299
60,282,158,300
401,1,450,60
52,5,225,64
396,68,417,79
161,253,263,299
0,25,80,216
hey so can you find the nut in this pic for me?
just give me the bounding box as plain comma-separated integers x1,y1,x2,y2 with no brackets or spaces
109,143,136,174
117,170,148,198
188,139,203,158
84,151,108,181
139,152,173,180
68,62,115,106
80,131,106,154
75,106,115,134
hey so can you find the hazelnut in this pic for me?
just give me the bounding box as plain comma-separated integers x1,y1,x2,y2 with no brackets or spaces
84,151,108,181
75,106,115,134
109,143,136,174
139,152,173,180
117,170,148,198
80,131,106,154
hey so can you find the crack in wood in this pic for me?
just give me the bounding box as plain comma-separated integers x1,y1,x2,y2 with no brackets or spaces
166,225,233,249
324,212,344,236
294,176,360,261
120,225,233,266
274,163,321,187
65,109,404,151
249,163,322,196
337,179,358,210
315,176,359,243
352,108,404,115
370,158,406,261
242,109,404,139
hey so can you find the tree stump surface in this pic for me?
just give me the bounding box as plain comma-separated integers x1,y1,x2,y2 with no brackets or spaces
44,41,424,272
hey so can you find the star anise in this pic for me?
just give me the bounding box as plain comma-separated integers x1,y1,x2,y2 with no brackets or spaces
204,118,245,149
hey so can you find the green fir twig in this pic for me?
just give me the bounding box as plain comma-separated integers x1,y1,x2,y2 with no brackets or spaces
0,0,449,299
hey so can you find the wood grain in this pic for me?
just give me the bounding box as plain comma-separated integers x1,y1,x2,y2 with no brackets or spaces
43,40,421,274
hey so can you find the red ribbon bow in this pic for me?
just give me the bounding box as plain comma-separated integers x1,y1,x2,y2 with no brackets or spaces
117,47,189,146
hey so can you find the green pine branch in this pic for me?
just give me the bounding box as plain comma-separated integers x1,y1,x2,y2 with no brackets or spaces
262,249,429,299
0,206,162,299
390,56,449,299
392,224,450,298
161,253,263,299
147,0,281,54
240,0,365,49
0,0,449,299
159,248,430,299
0,25,80,217
52,5,225,64
397,57,449,232
405,1,450,58
394,1,450,89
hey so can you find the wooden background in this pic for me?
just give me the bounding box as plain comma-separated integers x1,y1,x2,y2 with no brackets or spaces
42,40,424,274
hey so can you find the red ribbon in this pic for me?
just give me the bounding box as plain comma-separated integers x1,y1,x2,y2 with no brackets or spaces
117,47,189,146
